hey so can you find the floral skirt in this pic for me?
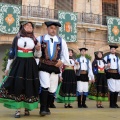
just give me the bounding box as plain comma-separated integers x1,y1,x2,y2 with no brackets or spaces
88,73,108,101
56,70,77,103
0,57,40,110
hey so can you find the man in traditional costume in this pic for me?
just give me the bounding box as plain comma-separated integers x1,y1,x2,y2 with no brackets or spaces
37,21,69,116
104,45,120,108
76,48,94,108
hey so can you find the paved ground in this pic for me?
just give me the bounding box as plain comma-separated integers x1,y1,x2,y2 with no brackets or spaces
0,45,120,120
0,100,120,120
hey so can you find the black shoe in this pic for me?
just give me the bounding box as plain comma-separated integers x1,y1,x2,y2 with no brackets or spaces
82,104,88,108
64,105,68,108
14,111,20,118
78,105,83,108
110,105,116,108
46,108,51,115
68,104,73,108
24,109,30,116
115,104,120,108
49,104,56,108
100,105,104,108
39,111,48,116
96,104,101,108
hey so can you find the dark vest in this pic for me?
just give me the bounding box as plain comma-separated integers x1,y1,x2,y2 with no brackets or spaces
38,35,62,74
40,35,62,66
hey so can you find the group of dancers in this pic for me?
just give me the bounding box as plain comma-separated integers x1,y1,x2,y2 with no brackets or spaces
57,45,120,109
0,20,120,118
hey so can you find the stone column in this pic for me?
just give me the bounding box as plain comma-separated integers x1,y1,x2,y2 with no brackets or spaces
73,0,86,12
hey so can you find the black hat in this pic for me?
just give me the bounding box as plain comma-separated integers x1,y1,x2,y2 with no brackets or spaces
45,21,61,27
94,51,103,55
109,45,118,49
79,48,88,51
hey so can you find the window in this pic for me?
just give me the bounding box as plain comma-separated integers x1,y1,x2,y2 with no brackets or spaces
102,0,118,16
54,0,73,19
55,0,73,11
0,0,22,4
102,0,118,25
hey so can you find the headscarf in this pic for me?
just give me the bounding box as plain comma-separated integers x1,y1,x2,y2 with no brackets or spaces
94,51,103,60
17,22,37,45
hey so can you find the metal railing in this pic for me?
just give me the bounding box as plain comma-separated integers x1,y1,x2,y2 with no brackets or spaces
21,5,59,19
77,13,107,25
21,5,107,26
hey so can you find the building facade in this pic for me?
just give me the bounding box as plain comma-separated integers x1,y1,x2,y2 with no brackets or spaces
0,0,120,59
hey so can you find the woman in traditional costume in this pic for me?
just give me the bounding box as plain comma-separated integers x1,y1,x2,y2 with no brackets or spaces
0,21,40,118
56,49,77,108
88,51,108,108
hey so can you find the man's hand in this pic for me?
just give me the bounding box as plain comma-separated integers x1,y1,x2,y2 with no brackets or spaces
89,79,95,84
5,70,9,76
35,42,41,51
55,60,63,67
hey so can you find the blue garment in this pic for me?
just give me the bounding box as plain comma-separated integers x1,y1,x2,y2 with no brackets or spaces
40,35,62,61
76,57,89,76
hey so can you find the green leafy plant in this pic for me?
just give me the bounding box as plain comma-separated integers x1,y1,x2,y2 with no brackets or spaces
76,54,92,60
2,49,9,78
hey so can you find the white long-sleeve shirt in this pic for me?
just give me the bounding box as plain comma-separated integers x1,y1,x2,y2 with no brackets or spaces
104,54,120,72
63,58,79,70
76,56,94,80
37,34,70,65
6,37,38,70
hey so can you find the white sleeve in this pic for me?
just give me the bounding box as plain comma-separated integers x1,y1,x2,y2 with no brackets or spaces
74,59,80,70
35,36,42,58
35,58,40,65
88,61,94,80
6,59,13,70
37,36,42,43
60,39,70,65
104,56,107,63
59,66,63,77
118,59,120,74
58,70,62,77
104,56,108,69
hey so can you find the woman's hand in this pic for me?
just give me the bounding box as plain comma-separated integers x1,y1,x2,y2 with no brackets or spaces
94,64,97,66
89,79,95,84
5,70,9,76
59,76,63,82
35,42,41,51
107,63,111,68
75,62,79,65
91,79,95,83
